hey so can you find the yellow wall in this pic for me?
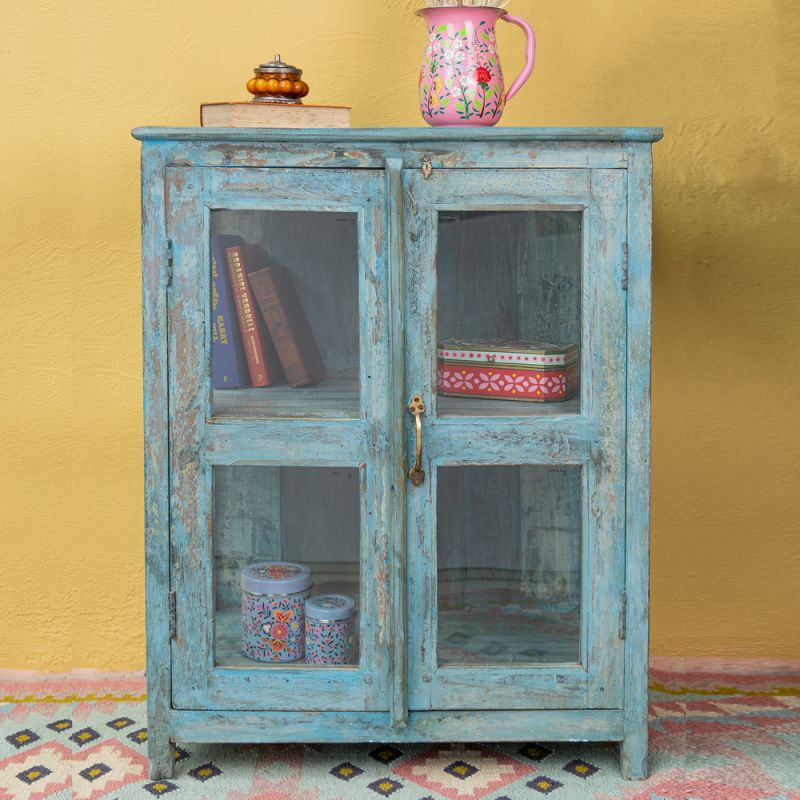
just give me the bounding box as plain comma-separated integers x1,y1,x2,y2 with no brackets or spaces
2,0,798,671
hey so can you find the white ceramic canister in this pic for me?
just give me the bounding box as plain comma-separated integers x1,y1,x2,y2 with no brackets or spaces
304,594,357,665
241,561,312,662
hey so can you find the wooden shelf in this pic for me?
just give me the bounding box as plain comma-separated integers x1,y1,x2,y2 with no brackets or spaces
213,377,359,419
438,394,580,418
213,379,580,420
438,607,580,666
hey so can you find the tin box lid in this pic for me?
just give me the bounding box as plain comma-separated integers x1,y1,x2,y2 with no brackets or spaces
305,594,356,621
438,338,578,366
240,561,312,595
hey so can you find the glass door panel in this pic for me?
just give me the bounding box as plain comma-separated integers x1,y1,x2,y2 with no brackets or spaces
167,166,390,712
437,211,581,416
210,210,360,419
437,465,582,666
213,465,361,669
404,167,627,711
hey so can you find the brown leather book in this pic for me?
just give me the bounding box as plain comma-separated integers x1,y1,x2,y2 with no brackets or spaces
247,267,325,388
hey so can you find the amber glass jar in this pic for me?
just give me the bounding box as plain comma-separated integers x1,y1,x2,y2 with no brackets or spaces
246,54,310,104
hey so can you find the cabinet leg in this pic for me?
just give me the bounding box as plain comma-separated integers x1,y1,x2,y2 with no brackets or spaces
620,731,648,780
148,730,175,780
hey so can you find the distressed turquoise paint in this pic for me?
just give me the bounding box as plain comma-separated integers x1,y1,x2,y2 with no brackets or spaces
141,142,174,780
171,707,626,743
136,127,660,780
621,142,655,780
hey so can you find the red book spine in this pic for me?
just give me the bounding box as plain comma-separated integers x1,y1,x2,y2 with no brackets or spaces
225,246,270,387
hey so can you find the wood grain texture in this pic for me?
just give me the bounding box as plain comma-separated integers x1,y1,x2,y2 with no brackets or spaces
621,142,655,781
403,165,628,713
584,169,627,710
133,126,663,142
212,378,359,419
171,708,625,743
385,158,408,728
166,166,211,711
438,394,580,417
141,141,174,779
138,129,657,776
166,167,392,713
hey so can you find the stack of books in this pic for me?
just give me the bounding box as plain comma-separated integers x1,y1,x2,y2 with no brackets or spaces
210,234,325,390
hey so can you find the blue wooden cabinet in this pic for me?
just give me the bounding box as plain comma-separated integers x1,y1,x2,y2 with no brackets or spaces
133,127,661,781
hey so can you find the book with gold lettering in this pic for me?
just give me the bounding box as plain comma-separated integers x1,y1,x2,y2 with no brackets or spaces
210,234,248,389
224,245,284,387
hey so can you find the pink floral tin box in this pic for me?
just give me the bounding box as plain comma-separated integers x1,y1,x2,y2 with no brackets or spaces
437,338,578,402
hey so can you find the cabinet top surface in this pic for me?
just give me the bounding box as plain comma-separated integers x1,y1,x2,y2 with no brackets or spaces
131,126,663,143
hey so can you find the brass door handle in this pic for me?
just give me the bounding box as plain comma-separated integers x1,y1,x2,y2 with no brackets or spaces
408,394,425,486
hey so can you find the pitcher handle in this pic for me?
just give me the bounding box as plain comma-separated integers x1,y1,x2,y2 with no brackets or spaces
501,12,536,103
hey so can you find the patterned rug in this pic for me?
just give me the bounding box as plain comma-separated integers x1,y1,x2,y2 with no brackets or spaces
1,659,798,799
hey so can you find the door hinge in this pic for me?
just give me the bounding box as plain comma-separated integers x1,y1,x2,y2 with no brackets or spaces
621,241,629,290
166,239,174,287
619,591,627,640
169,590,177,640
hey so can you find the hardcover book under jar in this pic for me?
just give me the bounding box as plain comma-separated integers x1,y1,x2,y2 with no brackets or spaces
240,561,312,662
437,338,579,402
304,594,357,665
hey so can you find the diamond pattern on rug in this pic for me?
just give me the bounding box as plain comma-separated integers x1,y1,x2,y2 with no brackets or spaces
143,779,178,796
518,742,553,762
330,760,364,781
172,745,190,763
70,727,101,748
15,764,52,785
369,744,404,764
126,727,148,744
562,757,599,779
366,776,403,796
442,759,479,780
71,739,148,800
0,662,798,799
0,741,71,800
527,775,563,794
106,717,134,730
5,729,40,750
77,762,111,782
46,720,72,734
393,743,534,799
187,761,222,782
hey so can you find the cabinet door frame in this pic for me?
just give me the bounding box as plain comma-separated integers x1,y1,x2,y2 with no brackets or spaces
165,166,395,712
403,167,628,711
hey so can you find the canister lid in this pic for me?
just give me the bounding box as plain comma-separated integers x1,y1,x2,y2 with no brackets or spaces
255,53,302,75
305,594,356,621
240,561,312,595
438,337,578,365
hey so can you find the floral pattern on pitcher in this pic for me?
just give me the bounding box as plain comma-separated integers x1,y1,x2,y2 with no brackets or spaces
420,21,505,123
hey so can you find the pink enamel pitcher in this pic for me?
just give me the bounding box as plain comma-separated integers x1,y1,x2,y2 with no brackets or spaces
417,5,535,126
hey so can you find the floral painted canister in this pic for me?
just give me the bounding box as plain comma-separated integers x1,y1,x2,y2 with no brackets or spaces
304,594,357,665
241,561,312,663
437,338,579,402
